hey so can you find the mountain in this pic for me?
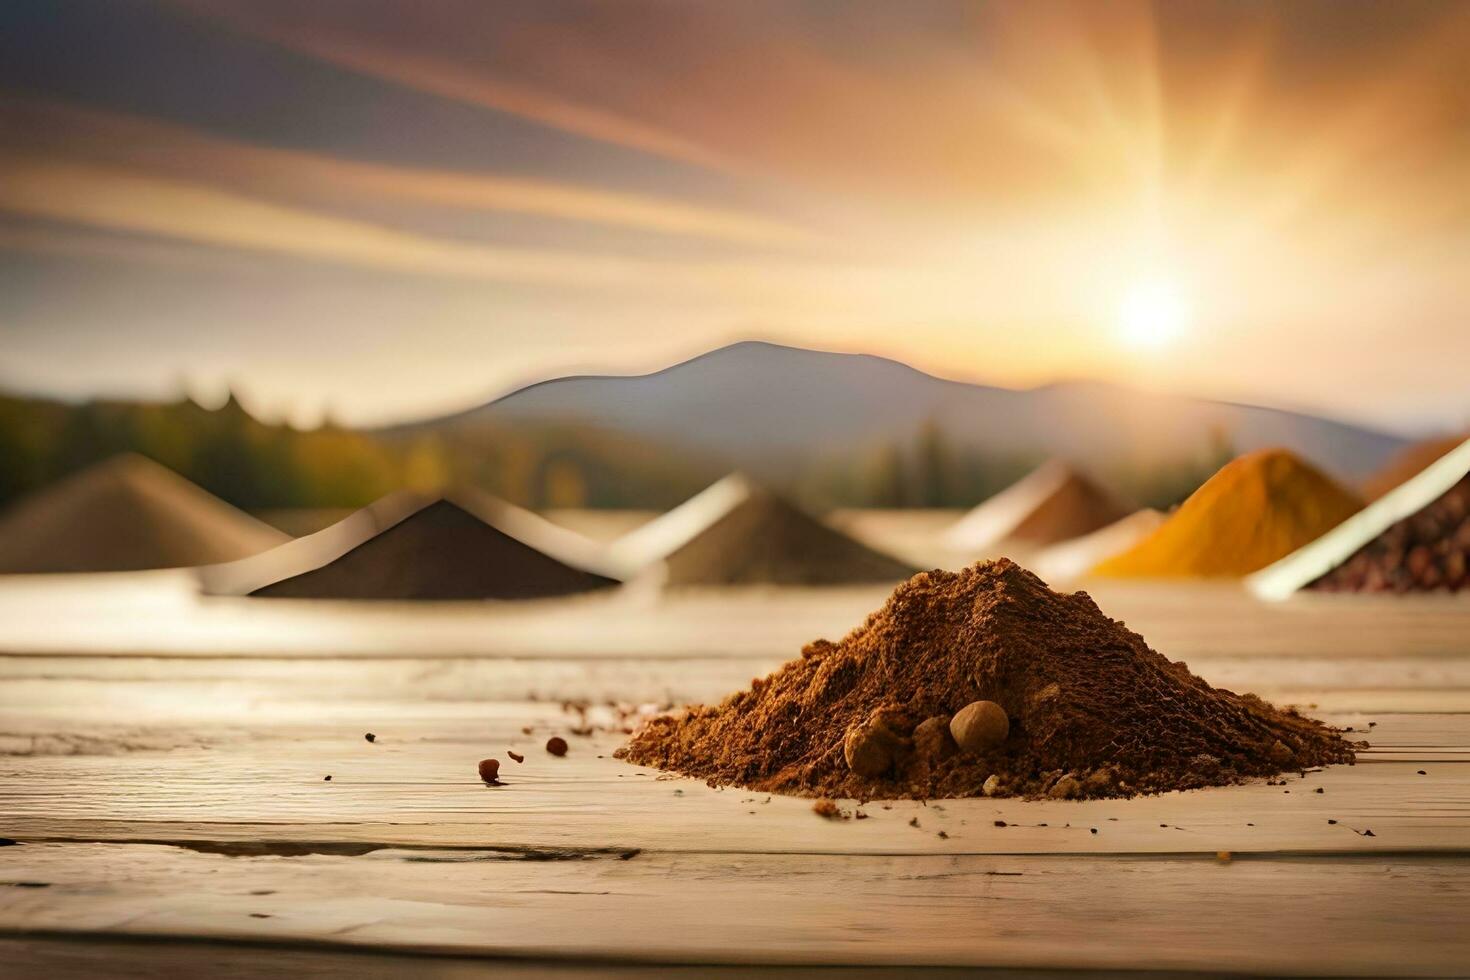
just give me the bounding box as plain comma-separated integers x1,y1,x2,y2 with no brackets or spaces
401,341,1406,485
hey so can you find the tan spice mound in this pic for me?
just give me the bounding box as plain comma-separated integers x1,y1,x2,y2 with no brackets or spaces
0,454,287,574
1093,449,1362,578
618,559,1357,799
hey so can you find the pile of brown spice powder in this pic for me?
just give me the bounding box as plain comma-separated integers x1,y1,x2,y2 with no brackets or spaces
618,559,1359,799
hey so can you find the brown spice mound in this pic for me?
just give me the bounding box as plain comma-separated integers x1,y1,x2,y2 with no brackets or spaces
655,480,918,586
617,559,1357,799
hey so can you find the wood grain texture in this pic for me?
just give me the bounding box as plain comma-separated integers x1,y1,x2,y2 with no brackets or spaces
0,573,1467,661
3,844,1469,975
1,709,1465,858
1,571,1468,972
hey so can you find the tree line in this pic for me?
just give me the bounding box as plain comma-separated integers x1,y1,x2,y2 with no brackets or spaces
0,392,1229,516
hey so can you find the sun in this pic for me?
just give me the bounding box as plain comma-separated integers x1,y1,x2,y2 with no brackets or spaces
1117,279,1190,351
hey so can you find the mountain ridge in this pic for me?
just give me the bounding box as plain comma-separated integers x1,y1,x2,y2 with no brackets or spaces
391,340,1405,483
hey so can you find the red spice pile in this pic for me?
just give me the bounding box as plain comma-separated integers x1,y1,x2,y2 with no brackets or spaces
618,559,1358,799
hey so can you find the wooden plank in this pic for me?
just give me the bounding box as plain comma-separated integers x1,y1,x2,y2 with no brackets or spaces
0,937,1002,979
2,650,1466,857
1,577,1468,974
0,573,1467,661
4,650,1470,728
3,719,1464,856
2,680,1467,759
2,843,1468,975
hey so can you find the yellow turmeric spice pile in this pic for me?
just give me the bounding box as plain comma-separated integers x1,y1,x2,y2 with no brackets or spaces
1093,449,1362,578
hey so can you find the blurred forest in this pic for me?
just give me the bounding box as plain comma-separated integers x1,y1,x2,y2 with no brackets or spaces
0,391,1231,515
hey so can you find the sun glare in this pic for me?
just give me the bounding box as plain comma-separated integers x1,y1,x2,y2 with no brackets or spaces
1118,279,1189,351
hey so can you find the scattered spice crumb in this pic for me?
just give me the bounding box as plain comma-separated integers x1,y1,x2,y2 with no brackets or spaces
1216,851,1232,863
909,817,921,828
508,751,524,764
1246,822,1254,827
994,820,1007,827
522,726,533,735
673,789,683,796
937,830,949,839
855,811,869,820
364,733,376,743
1362,829,1376,837
1090,827,1098,835
323,775,331,782
1315,787,1324,794
1328,819,1338,824
250,913,271,919
477,758,501,784
813,799,846,820
546,736,569,757
1418,770,1427,775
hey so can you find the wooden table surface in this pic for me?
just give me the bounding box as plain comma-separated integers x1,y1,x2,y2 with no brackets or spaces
1,572,1468,977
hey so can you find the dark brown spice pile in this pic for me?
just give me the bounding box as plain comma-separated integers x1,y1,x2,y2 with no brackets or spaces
618,559,1358,799
1310,476,1470,593
658,485,918,586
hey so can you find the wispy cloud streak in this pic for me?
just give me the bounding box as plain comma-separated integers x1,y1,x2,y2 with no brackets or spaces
0,98,813,248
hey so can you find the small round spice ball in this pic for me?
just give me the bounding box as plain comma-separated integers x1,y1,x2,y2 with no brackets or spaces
477,758,501,783
912,715,957,764
950,700,1009,753
843,723,899,777
546,736,569,757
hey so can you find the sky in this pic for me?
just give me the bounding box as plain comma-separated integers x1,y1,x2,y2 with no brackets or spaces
1,0,1467,433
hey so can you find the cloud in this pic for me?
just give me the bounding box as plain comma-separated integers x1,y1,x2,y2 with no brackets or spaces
0,98,814,249
169,0,734,173
0,154,666,287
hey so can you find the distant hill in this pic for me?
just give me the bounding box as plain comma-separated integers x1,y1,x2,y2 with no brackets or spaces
0,342,1411,515
400,341,1406,487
